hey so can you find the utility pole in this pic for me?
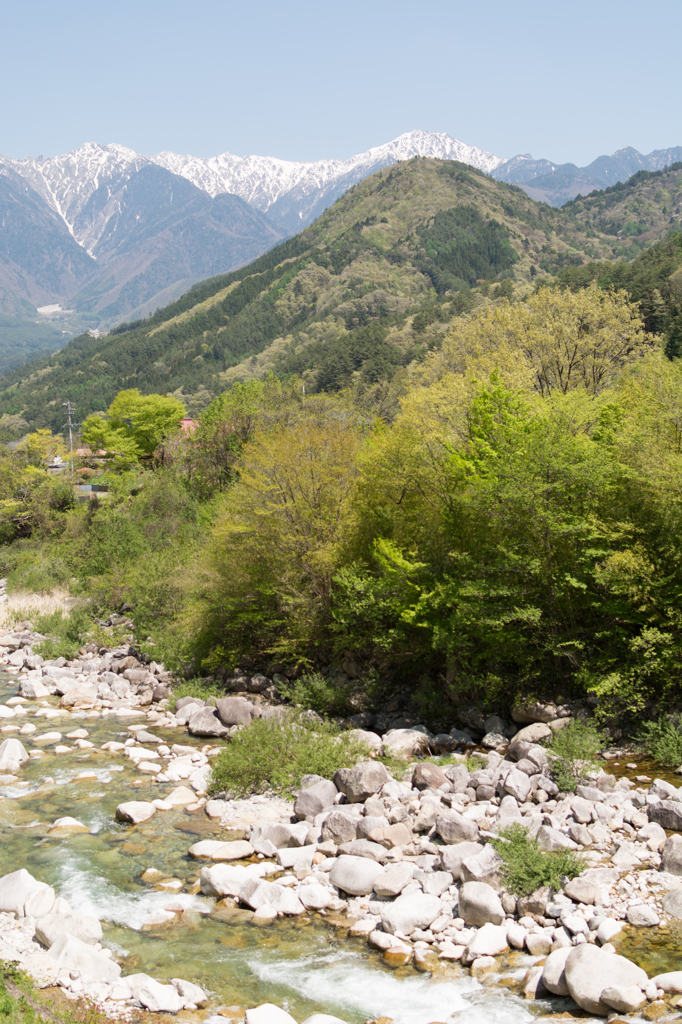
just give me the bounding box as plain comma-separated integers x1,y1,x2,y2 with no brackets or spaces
62,402,75,473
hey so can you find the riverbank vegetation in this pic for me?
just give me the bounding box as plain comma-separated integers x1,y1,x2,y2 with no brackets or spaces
2,275,682,736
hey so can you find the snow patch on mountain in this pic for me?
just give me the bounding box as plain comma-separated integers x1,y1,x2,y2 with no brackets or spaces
0,131,504,249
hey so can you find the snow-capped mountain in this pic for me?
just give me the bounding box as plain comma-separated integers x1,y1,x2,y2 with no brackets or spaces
2,131,504,244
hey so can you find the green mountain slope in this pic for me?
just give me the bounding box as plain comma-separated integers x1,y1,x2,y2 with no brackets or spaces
1,156,680,433
565,163,682,258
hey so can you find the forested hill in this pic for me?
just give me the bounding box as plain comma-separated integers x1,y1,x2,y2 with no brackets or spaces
2,156,682,434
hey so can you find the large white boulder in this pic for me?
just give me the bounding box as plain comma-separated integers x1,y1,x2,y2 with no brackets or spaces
458,882,504,926
652,972,682,993
47,933,121,985
115,801,157,824
381,728,432,758
380,892,442,935
171,978,208,1007
329,855,383,896
137,978,184,1013
373,862,415,897
200,862,267,897
0,738,29,773
35,911,102,948
245,1005,298,1024
465,922,509,959
564,945,647,1016
298,883,334,910
0,869,55,918
335,762,389,803
542,946,571,996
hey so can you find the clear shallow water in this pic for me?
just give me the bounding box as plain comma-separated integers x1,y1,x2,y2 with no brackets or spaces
0,671,539,1022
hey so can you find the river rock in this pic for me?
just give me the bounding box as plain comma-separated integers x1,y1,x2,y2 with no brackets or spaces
188,706,230,738
329,855,384,895
239,879,283,910
508,723,551,757
337,839,389,863
627,904,660,926
541,946,571,996
201,863,265,897
251,822,303,852
512,701,557,724
536,825,578,851
436,810,479,844
661,834,682,875
215,696,260,726
321,811,358,844
335,761,389,803
380,892,442,935
381,728,432,758
298,883,333,910
294,779,338,820
0,737,29,773
460,845,503,888
276,846,316,872
48,817,89,835
189,840,255,861
36,911,102,948
651,972,682,993
459,882,504,926
17,678,50,699
171,978,208,1007
175,696,205,711
597,918,624,943
271,888,305,916
564,945,647,1016
138,978,184,1013
48,933,121,985
662,887,682,918
504,767,531,803
412,762,448,790
245,1006,298,1024
439,842,484,878
601,985,646,1013
115,801,156,824
648,799,682,831
373,862,415,897
166,785,198,806
465,922,509,959
0,869,55,918
300,1017,349,1024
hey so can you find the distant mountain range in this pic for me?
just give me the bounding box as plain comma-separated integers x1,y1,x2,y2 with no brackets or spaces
0,129,681,372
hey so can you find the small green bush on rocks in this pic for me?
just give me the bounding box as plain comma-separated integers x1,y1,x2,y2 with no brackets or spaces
490,823,584,896
639,715,682,769
209,714,372,797
547,719,605,793
33,608,93,660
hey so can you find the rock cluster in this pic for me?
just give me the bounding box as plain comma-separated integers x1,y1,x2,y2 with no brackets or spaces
5,622,682,1022
0,869,207,1015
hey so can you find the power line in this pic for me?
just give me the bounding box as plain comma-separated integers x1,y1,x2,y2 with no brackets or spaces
62,402,76,474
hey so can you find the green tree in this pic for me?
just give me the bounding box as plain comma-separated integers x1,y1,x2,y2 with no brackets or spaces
81,389,186,467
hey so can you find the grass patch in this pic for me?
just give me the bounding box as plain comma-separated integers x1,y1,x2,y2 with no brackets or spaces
490,823,584,896
169,677,225,710
546,720,605,793
639,715,682,769
32,608,93,660
209,714,372,797
0,961,115,1023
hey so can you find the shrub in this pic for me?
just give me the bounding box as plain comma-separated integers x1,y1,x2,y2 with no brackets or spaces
490,823,583,896
209,714,372,796
547,719,605,793
639,716,682,769
278,671,354,717
33,608,93,659
169,677,225,710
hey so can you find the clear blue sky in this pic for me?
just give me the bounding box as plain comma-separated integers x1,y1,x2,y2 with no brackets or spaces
3,0,681,166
